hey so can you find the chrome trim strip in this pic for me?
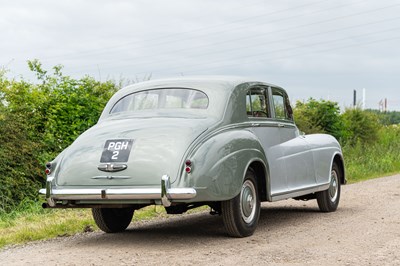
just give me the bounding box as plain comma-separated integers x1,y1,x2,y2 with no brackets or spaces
168,188,197,199
271,183,330,201
40,174,197,207
91,175,131,179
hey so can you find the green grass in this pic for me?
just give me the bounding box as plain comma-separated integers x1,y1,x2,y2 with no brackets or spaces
0,202,95,248
0,202,207,249
343,125,400,183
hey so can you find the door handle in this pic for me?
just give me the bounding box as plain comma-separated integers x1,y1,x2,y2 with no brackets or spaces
251,123,260,127
278,123,285,128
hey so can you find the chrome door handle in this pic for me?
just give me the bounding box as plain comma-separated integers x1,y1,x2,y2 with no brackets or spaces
278,123,284,128
251,123,260,127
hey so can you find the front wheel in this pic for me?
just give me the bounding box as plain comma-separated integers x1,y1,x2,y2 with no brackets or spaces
221,169,261,237
316,162,341,212
92,207,134,233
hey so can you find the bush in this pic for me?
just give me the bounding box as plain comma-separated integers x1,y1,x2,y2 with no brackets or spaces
341,108,380,146
26,60,118,153
0,61,118,212
0,113,43,213
294,98,343,140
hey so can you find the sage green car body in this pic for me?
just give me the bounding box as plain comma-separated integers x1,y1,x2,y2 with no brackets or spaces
40,77,345,208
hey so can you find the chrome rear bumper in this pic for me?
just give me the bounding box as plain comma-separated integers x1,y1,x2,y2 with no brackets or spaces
39,175,196,207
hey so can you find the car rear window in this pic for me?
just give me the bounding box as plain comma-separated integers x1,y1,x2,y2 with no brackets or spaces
110,88,209,114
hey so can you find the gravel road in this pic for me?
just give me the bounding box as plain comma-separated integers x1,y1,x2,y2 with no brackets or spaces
1,174,399,265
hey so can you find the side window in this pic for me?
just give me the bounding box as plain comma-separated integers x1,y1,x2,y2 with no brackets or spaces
246,88,270,118
272,88,293,120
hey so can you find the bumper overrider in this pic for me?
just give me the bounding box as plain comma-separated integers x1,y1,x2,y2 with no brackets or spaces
39,175,197,208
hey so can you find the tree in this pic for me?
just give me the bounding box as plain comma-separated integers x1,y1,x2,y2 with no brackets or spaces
294,98,343,140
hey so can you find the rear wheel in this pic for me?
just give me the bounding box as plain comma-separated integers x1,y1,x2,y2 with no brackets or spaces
92,207,134,233
316,162,341,212
221,169,260,237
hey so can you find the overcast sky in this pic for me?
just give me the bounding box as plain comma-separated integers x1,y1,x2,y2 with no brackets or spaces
1,0,399,110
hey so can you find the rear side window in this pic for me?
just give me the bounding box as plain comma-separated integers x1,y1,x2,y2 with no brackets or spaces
110,88,209,114
271,88,293,120
246,88,270,118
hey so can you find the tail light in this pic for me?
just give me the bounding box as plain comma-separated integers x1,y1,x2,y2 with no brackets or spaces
185,159,192,173
45,162,52,175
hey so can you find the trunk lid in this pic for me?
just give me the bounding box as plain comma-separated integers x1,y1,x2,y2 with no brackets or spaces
56,116,213,186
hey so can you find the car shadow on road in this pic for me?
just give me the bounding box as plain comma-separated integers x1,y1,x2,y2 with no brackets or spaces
77,200,331,248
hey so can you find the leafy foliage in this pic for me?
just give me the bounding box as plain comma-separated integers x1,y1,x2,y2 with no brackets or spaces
0,112,42,212
294,98,343,140
294,98,384,146
341,108,380,145
0,60,118,213
0,74,43,212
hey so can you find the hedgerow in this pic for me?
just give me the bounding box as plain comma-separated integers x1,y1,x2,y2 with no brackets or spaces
0,60,118,213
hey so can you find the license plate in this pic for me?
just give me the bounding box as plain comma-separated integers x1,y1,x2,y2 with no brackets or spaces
100,139,134,163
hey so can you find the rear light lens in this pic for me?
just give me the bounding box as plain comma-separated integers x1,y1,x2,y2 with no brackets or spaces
185,159,192,173
45,162,52,175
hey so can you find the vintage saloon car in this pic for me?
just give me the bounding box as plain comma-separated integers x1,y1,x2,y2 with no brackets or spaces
40,77,345,237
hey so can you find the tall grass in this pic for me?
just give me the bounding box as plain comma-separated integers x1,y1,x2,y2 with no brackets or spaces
343,125,400,182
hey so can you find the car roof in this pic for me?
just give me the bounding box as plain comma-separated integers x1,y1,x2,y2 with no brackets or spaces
118,76,280,94
99,76,284,122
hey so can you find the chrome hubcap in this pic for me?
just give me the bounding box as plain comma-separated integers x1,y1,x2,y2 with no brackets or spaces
329,170,339,202
240,180,256,224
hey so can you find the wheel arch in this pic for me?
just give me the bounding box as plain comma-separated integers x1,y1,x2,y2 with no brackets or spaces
247,160,270,202
179,127,270,202
332,152,346,185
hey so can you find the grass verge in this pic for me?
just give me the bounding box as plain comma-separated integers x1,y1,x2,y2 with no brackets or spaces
0,202,95,249
0,202,206,249
343,126,400,183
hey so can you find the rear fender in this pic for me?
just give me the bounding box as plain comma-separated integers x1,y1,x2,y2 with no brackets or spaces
175,129,267,201
304,134,343,185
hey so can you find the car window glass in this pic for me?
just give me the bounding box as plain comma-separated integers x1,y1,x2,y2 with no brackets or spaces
272,88,291,120
246,88,270,118
111,88,209,114
133,93,158,110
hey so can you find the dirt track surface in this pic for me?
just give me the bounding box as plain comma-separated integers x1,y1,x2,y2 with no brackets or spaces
1,174,399,265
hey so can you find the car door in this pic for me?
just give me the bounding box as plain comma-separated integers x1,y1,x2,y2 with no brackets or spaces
270,87,316,191
246,86,288,195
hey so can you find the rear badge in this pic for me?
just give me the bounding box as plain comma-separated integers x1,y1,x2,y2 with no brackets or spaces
100,139,134,163
97,163,128,172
